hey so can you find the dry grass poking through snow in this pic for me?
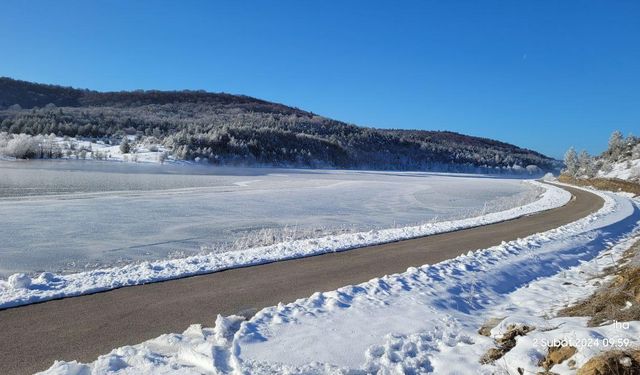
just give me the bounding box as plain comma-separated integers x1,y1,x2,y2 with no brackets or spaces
559,239,640,326
576,350,640,375
479,324,535,364
479,325,580,373
539,344,579,373
558,175,640,197
557,237,640,375
478,236,640,374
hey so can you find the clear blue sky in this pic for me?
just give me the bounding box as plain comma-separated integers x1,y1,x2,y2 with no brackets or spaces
1,1,639,158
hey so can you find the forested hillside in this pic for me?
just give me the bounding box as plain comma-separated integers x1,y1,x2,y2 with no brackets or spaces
0,77,556,172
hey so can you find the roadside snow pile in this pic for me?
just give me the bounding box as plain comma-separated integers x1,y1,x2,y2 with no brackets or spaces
7,273,31,289
43,317,247,375
40,188,640,374
0,181,569,309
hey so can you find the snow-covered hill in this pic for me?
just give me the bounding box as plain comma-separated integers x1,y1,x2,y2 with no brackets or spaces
598,158,640,181
564,131,640,182
0,77,557,172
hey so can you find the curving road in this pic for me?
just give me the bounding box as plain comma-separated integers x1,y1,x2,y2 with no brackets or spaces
0,183,603,375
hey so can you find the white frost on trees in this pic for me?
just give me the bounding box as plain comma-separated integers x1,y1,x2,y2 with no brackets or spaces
119,137,131,154
578,150,595,178
563,147,578,176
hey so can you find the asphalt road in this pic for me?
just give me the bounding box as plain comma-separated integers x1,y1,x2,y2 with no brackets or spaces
0,183,603,374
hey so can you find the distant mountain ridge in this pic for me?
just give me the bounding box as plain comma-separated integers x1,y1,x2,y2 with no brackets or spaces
0,77,556,172
0,77,302,114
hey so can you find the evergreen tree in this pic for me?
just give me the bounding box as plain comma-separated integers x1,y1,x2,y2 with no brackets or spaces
563,147,579,176
607,130,624,159
578,150,595,177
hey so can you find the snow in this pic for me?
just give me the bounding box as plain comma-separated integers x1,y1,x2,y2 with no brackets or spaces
0,162,546,277
57,136,175,164
0,180,568,309
7,273,31,289
598,158,640,181
39,186,640,374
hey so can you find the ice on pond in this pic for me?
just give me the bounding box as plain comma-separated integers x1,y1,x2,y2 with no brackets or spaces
0,161,542,277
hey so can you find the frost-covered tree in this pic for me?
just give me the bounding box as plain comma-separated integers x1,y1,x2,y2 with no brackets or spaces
633,143,640,159
578,150,595,178
158,151,168,164
119,137,131,154
525,165,540,175
563,147,579,176
1,133,37,158
607,130,624,159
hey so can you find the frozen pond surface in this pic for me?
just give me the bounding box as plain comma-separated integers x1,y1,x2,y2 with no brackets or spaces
0,161,541,277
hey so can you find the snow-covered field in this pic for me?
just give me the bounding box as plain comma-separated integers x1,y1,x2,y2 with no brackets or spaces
64,136,178,164
40,186,640,374
0,134,175,164
0,161,545,278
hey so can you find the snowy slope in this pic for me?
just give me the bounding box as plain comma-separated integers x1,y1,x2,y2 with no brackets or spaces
40,186,640,374
598,158,640,181
0,181,568,309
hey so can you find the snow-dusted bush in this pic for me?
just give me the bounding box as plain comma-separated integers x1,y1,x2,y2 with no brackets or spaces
119,137,131,154
0,133,38,158
0,132,63,159
158,151,168,164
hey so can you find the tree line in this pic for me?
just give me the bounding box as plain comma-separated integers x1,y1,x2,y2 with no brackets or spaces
0,77,556,172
